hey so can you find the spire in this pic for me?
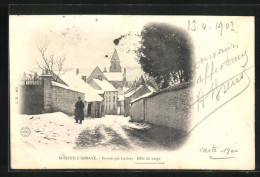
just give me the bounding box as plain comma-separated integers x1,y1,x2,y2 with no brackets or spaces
111,49,120,61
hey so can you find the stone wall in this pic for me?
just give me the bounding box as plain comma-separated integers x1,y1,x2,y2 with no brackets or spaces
124,85,151,117
51,85,86,115
130,99,144,122
130,84,192,132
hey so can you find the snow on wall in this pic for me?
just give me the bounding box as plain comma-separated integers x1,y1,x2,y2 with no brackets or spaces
130,86,192,132
52,85,86,116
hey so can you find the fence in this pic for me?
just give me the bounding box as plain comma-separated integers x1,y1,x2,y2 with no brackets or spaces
19,84,44,114
21,78,42,85
130,83,192,132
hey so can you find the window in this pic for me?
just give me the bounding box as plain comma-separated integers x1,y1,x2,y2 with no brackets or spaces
98,75,102,80
106,106,107,111
113,96,115,102
109,97,110,102
109,105,110,111
114,63,116,69
113,105,115,110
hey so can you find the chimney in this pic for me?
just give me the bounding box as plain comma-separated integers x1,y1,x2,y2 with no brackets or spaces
81,75,86,82
76,68,79,75
123,68,126,82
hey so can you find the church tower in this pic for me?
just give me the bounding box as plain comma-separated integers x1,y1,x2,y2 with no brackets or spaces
109,49,122,72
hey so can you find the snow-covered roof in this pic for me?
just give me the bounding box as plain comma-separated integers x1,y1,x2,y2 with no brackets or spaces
118,95,124,101
96,89,105,95
57,72,103,102
52,81,84,93
124,85,143,98
104,72,123,81
92,79,117,92
147,85,156,92
123,86,130,93
130,91,154,104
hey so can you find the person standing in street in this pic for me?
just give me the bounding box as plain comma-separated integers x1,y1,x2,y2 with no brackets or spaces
75,97,85,124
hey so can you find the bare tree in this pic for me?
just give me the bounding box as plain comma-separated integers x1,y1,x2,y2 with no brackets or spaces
36,40,66,81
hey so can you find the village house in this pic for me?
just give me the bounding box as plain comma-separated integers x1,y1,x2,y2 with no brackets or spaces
87,78,118,115
84,49,128,115
59,72,104,118
117,95,124,115
124,76,156,117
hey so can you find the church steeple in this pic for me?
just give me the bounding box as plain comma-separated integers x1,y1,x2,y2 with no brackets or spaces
109,49,122,72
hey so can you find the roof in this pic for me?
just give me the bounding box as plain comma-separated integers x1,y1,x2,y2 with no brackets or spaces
124,85,143,98
104,72,123,81
92,79,117,92
49,70,68,86
131,81,192,104
147,85,156,92
52,81,84,93
86,66,108,82
124,83,156,98
58,72,103,102
130,91,154,104
111,49,120,61
123,86,130,93
118,95,124,101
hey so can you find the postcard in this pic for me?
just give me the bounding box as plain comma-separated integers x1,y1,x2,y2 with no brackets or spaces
9,15,255,169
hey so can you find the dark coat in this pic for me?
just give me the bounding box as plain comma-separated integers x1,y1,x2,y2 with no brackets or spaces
75,100,85,120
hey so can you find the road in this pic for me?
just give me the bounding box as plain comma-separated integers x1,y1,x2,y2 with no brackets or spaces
75,115,186,151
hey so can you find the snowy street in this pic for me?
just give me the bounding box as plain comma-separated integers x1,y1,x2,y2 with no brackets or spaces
15,112,186,152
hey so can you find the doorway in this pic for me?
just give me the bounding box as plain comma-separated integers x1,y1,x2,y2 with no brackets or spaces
87,103,92,117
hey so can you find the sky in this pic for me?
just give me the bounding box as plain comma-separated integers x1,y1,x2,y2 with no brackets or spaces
10,15,249,79
9,15,199,77
9,15,149,75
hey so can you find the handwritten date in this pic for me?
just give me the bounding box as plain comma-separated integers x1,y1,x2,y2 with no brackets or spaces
188,20,235,36
200,145,238,159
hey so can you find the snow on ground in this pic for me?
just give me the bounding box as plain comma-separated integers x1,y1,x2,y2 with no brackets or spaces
13,112,186,153
13,112,136,151
14,112,90,151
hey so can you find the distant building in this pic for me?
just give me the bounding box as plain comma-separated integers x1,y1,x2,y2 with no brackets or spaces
103,49,126,89
86,66,109,83
109,48,122,72
59,72,104,118
124,76,156,117
84,48,146,115
88,78,118,115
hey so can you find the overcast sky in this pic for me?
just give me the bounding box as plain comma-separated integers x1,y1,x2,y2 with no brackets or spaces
10,15,247,77
10,15,198,76
9,15,150,75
